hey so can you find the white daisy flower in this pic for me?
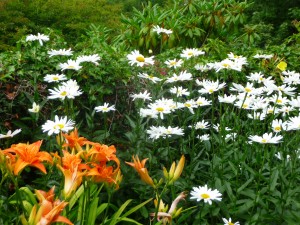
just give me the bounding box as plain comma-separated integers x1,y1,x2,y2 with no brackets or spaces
152,25,172,35
180,48,205,59
197,134,210,141
95,103,116,113
44,74,67,83
76,54,101,65
138,73,162,83
59,59,82,71
248,132,283,144
127,50,154,67
28,102,40,113
131,90,152,101
26,33,49,46
164,59,183,68
253,53,273,59
222,217,240,225
165,71,193,83
170,86,190,97
48,48,73,57
190,184,222,205
42,116,75,136
0,129,22,139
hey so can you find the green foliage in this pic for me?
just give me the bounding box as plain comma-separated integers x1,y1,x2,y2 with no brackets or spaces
117,0,250,53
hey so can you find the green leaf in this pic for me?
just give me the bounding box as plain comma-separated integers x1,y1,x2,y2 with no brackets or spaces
121,198,152,218
69,184,84,210
97,203,109,216
118,217,143,225
236,199,255,214
87,197,99,225
269,169,279,191
237,177,254,193
108,199,132,225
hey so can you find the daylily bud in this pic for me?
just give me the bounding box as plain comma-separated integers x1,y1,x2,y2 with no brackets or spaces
165,155,185,185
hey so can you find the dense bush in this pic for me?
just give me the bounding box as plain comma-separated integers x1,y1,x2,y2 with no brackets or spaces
0,1,300,224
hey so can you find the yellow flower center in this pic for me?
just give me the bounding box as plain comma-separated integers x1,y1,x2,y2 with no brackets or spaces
184,103,191,107
156,107,164,112
68,65,75,69
197,101,203,105
208,89,214,93
242,103,248,108
228,222,234,225
60,91,67,96
170,61,176,65
201,193,210,199
56,124,65,129
261,139,267,143
274,126,281,131
222,63,230,68
277,99,282,104
102,107,108,111
188,52,193,56
244,87,252,92
53,77,59,81
136,55,145,62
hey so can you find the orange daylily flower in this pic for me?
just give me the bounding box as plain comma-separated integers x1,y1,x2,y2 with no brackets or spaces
86,142,120,170
125,155,155,187
60,150,88,172
3,140,52,175
35,186,56,203
62,128,87,151
86,163,117,184
57,164,85,200
21,186,73,225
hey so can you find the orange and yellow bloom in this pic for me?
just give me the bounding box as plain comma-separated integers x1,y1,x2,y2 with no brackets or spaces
2,140,52,175
126,155,155,187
